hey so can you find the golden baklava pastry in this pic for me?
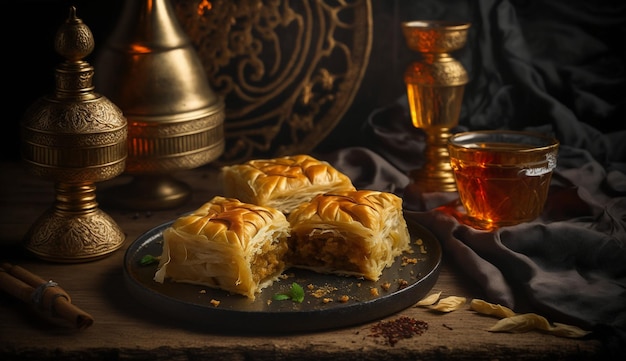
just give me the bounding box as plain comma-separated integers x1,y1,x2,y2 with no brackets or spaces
286,190,411,281
221,154,355,214
153,196,290,300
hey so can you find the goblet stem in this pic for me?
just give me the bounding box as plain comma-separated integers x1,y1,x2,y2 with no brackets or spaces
410,128,457,192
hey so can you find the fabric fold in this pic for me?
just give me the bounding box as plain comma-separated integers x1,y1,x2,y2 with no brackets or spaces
314,1,625,354
319,144,626,354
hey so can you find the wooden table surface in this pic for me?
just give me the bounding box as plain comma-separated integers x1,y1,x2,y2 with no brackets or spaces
0,161,607,360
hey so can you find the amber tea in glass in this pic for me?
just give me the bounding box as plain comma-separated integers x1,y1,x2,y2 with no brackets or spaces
447,131,559,230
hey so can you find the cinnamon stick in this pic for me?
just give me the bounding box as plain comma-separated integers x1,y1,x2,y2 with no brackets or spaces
0,262,94,329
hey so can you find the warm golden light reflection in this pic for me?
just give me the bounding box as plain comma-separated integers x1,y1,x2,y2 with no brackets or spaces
130,44,152,54
197,0,212,16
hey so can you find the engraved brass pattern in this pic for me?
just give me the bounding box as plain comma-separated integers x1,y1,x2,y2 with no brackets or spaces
24,163,127,184
404,60,468,88
21,99,127,180
402,20,469,54
173,0,373,164
20,7,127,262
125,112,225,174
21,100,127,133
25,185,126,262
26,210,125,261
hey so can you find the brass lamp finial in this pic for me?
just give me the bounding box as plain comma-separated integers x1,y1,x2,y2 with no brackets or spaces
20,6,128,262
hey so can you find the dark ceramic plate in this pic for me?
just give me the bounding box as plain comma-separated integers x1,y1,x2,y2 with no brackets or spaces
123,217,441,333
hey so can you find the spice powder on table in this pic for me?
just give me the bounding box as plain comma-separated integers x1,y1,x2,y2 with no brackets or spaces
368,316,428,346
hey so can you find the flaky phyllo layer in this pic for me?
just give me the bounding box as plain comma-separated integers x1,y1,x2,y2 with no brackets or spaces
287,190,411,281
153,196,290,300
221,154,356,214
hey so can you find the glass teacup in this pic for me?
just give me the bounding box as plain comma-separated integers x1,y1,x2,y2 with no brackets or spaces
447,130,559,230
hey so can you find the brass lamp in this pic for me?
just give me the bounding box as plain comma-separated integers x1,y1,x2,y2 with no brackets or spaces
402,21,470,192
20,7,128,262
94,0,225,210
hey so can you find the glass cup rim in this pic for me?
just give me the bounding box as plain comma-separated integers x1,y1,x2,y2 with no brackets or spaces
401,20,471,30
448,130,559,153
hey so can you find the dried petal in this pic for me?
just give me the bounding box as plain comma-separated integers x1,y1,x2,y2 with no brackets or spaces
415,292,442,306
470,299,516,318
488,314,591,338
550,323,592,338
429,296,466,312
488,313,550,333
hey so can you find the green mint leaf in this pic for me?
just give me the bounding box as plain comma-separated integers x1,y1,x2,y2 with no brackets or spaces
139,254,159,266
290,282,305,303
272,294,291,301
272,282,305,303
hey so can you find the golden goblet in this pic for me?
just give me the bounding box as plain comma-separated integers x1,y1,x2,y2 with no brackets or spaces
402,20,470,192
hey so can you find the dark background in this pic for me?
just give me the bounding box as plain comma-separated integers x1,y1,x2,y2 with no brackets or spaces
5,0,413,161
4,0,626,164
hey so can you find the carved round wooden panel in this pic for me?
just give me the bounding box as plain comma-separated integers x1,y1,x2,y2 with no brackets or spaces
173,0,372,164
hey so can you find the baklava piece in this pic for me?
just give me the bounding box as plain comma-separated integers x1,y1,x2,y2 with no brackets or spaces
153,196,290,300
286,190,411,281
221,154,355,214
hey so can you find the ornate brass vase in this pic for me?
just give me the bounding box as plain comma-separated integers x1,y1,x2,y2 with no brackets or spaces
20,7,128,262
402,21,470,192
94,0,225,210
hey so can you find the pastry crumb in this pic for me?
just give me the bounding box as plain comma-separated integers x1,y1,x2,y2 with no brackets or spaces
398,279,409,290
310,284,338,298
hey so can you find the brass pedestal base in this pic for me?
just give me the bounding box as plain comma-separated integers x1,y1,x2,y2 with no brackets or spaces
100,175,192,211
24,183,125,263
